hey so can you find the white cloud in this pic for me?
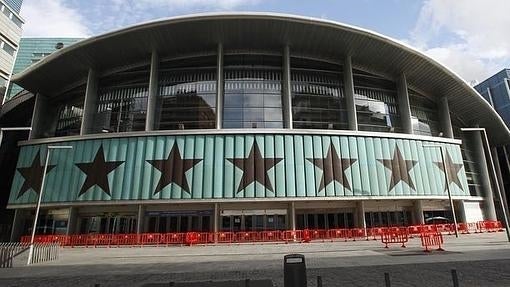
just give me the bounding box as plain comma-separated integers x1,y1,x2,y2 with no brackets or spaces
20,0,90,37
90,0,262,33
135,0,260,10
410,0,510,83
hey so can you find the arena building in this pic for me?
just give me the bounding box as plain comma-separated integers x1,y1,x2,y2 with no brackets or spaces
4,13,510,240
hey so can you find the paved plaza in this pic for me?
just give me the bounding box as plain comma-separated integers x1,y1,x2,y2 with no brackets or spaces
1,232,510,286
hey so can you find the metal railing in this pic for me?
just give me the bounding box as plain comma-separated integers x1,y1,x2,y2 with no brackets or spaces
0,242,59,267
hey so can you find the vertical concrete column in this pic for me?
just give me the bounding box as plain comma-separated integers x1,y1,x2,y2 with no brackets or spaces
470,131,497,220
343,55,357,130
282,45,293,129
454,201,466,223
66,206,78,235
10,209,26,242
288,202,296,231
215,43,224,129
80,68,98,135
136,204,145,234
355,201,366,229
486,88,495,107
439,96,454,138
145,51,159,131
413,200,425,224
492,147,510,225
213,203,219,232
397,73,413,134
29,93,48,139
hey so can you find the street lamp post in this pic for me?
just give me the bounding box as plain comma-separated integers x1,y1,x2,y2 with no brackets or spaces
27,145,72,265
461,127,510,243
424,144,459,238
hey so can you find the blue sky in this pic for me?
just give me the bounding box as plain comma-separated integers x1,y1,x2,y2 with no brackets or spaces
19,0,510,84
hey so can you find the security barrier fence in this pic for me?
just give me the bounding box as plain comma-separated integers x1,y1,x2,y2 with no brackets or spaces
0,242,60,267
19,220,503,248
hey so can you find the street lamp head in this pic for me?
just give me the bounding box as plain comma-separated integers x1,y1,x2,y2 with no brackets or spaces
47,145,73,150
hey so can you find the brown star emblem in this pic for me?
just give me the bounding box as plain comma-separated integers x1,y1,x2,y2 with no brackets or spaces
377,146,418,191
16,151,56,199
147,143,202,195
76,145,124,196
434,149,464,191
307,144,356,192
227,142,283,193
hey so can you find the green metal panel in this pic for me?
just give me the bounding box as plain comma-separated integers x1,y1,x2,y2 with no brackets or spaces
9,133,474,205
274,135,286,197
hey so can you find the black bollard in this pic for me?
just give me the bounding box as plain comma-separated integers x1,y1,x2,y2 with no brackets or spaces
451,269,459,287
317,276,323,287
384,272,391,287
284,254,307,287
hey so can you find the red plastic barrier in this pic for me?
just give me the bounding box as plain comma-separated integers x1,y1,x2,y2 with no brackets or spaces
140,233,162,246
91,234,113,246
351,228,366,241
162,233,185,245
196,232,213,244
420,232,444,252
367,227,386,241
282,230,302,242
185,232,199,246
407,225,421,238
217,232,234,243
112,234,138,246
261,230,282,242
69,234,88,247
381,229,408,248
327,229,344,241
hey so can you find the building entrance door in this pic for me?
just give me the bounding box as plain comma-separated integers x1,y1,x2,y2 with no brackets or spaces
220,209,287,231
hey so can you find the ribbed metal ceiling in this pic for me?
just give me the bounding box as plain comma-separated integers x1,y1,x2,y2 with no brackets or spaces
10,12,510,145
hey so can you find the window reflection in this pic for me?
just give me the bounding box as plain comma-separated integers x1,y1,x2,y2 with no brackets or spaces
291,58,348,130
409,90,439,136
54,87,85,137
223,54,283,128
156,56,217,130
354,70,401,132
94,66,149,133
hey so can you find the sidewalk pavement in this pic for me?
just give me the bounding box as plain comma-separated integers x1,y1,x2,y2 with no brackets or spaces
0,232,509,286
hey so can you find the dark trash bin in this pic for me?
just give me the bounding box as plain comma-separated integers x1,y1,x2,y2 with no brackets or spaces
284,254,307,287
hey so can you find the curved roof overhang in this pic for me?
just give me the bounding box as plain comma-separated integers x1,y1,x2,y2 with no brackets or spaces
10,12,510,145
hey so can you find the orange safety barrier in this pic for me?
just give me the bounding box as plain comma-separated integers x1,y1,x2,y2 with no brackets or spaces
217,232,234,243
367,227,386,241
91,234,114,247
140,233,162,246
420,232,444,252
69,234,88,247
282,230,302,242
162,233,185,245
380,229,408,248
112,234,137,246
261,230,282,242
185,232,199,246
196,232,213,244
328,229,344,241
235,231,258,243
407,225,421,238
17,222,501,248
351,228,366,241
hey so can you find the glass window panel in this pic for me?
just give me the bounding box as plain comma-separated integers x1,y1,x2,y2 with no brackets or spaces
156,57,217,130
223,54,283,128
354,70,401,133
291,60,347,130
